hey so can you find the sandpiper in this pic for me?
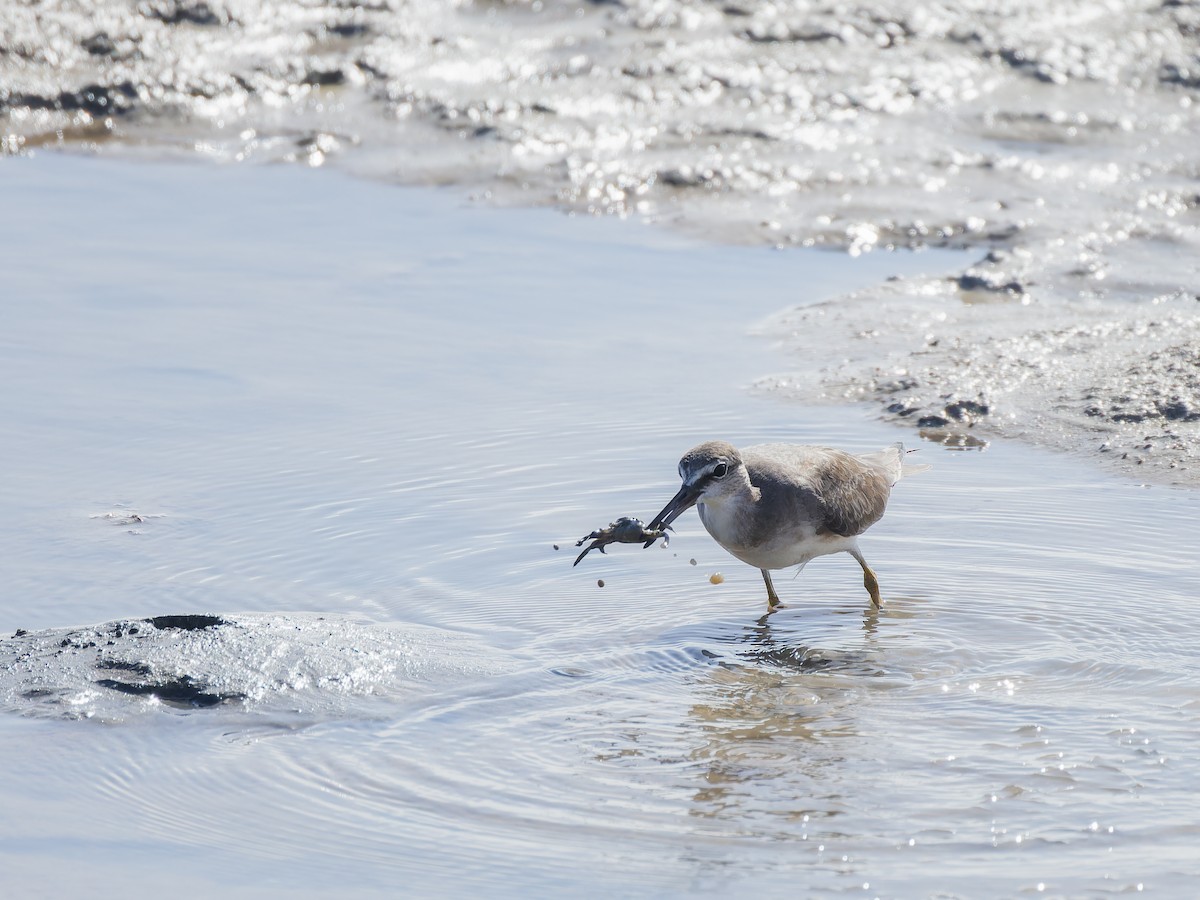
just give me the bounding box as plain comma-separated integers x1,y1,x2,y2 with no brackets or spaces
646,440,926,612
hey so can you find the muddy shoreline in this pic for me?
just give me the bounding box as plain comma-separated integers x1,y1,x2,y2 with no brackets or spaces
3,0,1198,483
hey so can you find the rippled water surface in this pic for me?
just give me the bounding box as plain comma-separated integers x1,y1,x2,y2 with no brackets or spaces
1,154,1199,898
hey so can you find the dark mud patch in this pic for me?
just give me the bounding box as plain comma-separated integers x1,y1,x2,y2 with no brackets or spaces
95,674,238,709
5,615,245,711
147,614,228,631
0,613,515,721
0,82,139,118
92,645,242,708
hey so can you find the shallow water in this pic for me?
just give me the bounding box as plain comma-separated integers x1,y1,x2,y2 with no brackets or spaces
5,0,1200,479
2,154,1199,898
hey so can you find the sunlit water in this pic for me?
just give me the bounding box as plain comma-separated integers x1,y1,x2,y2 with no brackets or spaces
1,154,1198,898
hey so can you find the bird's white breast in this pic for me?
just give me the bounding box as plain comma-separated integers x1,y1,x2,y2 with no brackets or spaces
697,496,858,570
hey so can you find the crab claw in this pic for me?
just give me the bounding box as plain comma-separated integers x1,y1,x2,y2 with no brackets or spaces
642,524,673,549
573,540,605,566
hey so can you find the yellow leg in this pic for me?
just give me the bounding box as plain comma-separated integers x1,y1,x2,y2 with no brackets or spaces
849,549,882,608
761,569,783,612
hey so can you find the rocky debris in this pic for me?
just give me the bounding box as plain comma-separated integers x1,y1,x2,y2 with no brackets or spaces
141,0,230,27
755,278,1200,485
1083,346,1200,426
1,82,138,117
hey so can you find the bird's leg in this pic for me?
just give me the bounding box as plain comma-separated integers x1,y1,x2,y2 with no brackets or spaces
760,569,783,612
848,548,882,608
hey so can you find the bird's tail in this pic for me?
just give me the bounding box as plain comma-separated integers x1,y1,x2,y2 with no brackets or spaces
860,442,930,485
896,442,931,480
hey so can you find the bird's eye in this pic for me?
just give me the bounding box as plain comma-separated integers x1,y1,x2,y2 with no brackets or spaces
712,462,728,478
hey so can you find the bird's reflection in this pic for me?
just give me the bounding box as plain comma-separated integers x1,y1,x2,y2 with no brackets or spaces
753,600,882,644
682,600,908,826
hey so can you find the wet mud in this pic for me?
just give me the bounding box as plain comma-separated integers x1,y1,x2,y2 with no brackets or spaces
753,275,1200,481
0,613,515,720
2,0,1198,482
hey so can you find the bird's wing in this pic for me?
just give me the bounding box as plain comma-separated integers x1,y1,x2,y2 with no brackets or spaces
813,452,891,536
746,444,891,538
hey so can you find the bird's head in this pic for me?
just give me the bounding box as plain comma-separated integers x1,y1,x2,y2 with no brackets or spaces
647,441,745,530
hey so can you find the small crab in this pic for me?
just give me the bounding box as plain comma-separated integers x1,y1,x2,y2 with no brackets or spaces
573,516,670,566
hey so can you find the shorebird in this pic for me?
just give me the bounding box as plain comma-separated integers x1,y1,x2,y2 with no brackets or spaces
646,441,926,612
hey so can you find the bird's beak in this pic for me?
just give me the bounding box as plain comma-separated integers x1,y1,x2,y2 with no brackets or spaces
647,481,702,532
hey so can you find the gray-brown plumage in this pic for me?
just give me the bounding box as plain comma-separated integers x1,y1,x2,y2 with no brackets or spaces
647,440,926,611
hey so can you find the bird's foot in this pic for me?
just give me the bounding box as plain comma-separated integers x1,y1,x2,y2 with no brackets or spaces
862,567,882,608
